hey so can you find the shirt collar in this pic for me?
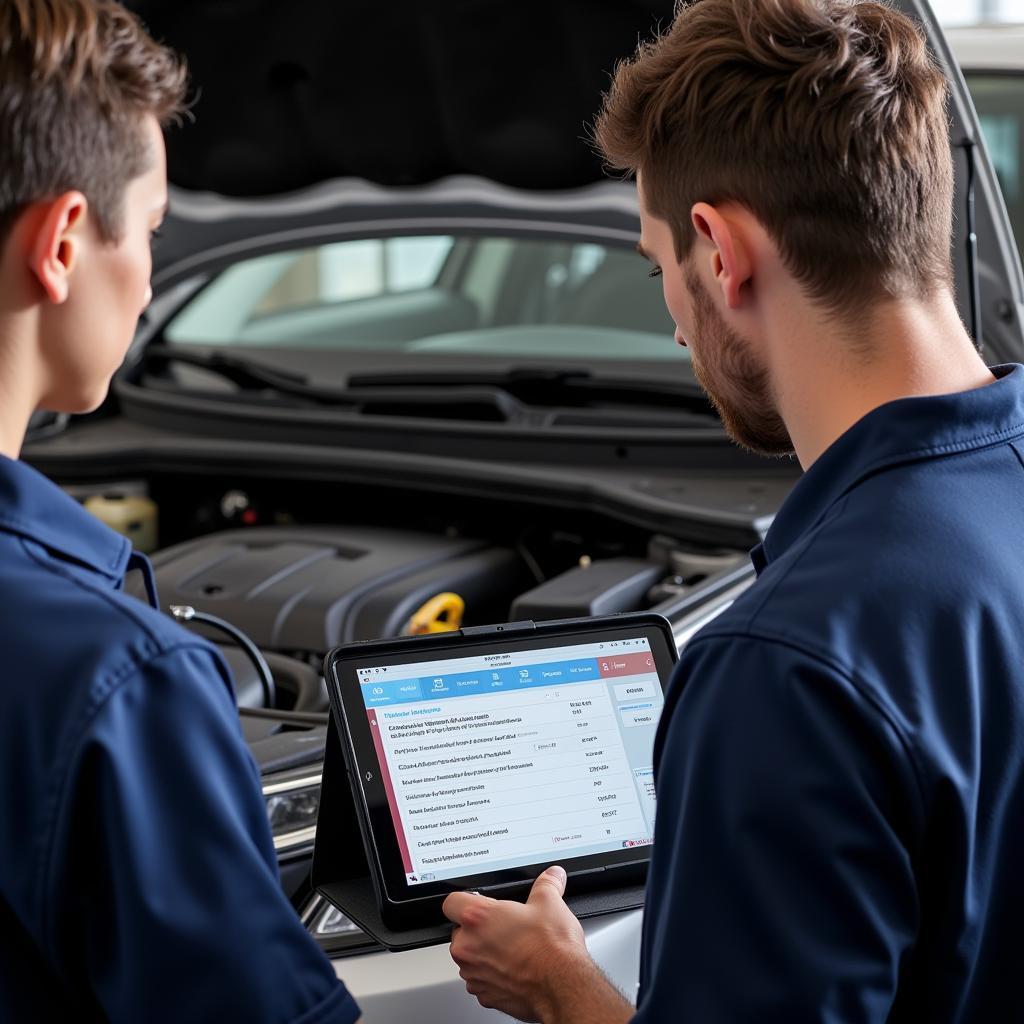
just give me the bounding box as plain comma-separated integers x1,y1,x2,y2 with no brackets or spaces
751,364,1024,574
0,455,132,583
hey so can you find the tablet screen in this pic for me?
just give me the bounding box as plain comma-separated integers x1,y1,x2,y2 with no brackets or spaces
355,635,663,887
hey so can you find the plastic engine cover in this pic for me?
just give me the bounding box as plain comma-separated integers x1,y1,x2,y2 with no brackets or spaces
142,526,525,652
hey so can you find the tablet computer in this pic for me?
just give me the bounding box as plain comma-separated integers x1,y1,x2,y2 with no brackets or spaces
324,613,676,930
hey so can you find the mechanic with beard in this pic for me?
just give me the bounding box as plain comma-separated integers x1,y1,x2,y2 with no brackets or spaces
0,3,361,1021
443,1,1024,1022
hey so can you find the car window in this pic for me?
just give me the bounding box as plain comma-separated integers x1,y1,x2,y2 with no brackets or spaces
965,72,1024,264
163,234,682,362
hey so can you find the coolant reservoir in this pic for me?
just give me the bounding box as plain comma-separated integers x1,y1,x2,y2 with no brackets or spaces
84,494,159,554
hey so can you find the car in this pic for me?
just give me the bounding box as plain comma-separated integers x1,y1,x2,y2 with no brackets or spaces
20,2,1024,1018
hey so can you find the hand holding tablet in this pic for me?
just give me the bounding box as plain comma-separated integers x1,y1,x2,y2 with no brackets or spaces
444,864,635,1023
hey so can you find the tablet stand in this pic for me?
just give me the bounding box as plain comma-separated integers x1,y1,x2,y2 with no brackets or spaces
312,717,647,952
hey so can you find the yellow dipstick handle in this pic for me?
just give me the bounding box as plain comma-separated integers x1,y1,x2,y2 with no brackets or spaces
406,592,466,635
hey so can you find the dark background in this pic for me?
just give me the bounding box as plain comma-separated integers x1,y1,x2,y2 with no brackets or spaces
129,0,675,194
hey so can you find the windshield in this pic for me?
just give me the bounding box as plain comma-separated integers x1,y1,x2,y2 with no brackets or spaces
163,234,686,364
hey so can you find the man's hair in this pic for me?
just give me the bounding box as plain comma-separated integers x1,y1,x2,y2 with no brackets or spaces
594,0,954,315
0,0,187,247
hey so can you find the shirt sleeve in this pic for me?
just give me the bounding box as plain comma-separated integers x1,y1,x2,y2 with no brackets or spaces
44,644,360,1024
633,633,923,1024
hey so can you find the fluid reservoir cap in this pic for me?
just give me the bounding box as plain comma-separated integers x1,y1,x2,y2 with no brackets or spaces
406,592,466,635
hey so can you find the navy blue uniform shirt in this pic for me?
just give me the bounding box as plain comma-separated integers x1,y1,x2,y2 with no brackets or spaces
0,457,359,1022
635,365,1024,1023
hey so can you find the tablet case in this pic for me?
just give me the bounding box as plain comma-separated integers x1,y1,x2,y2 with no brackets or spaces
313,714,647,951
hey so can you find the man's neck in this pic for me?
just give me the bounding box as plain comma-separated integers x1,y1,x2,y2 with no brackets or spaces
771,290,995,470
0,318,42,460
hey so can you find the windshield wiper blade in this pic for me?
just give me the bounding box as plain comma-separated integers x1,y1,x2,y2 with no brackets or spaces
348,367,592,388
346,366,714,413
138,346,531,419
143,345,324,398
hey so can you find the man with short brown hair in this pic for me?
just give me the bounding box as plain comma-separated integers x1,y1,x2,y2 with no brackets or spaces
0,3,360,1020
445,2,1023,1021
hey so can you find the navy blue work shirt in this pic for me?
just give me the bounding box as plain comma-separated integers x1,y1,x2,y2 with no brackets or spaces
0,457,359,1022
635,365,1024,1023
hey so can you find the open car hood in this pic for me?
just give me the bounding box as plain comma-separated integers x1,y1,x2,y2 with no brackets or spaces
128,0,1024,361
129,0,675,194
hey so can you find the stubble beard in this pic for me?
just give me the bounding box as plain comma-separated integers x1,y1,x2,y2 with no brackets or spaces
684,265,794,457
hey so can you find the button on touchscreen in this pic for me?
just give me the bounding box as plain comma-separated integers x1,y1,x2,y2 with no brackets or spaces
356,637,663,886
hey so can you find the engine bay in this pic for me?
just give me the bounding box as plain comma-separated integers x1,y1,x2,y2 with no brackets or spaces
87,472,751,717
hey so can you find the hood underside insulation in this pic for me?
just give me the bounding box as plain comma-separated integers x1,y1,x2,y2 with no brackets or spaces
129,0,674,195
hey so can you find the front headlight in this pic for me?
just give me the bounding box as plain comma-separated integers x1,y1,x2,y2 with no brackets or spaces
262,774,322,853
267,786,320,835
303,894,377,956
312,903,363,939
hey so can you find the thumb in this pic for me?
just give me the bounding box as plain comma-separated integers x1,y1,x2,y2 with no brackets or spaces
528,865,567,906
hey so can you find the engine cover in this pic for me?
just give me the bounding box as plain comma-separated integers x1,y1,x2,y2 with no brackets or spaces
142,526,526,653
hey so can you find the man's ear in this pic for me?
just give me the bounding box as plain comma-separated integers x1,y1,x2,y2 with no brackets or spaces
690,202,752,311
28,192,88,304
